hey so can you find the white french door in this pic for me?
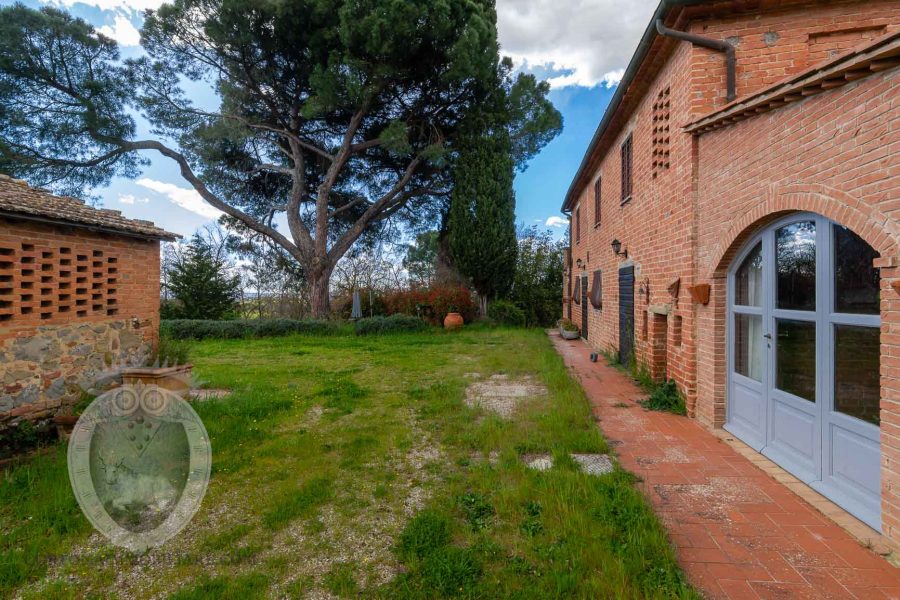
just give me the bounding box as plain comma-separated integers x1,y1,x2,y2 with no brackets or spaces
726,213,882,530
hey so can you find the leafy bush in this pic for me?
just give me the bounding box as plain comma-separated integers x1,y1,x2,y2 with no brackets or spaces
384,285,476,324
161,319,339,340
487,300,525,327
354,315,428,336
639,379,687,415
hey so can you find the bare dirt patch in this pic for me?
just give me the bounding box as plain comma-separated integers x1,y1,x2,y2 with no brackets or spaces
464,374,547,419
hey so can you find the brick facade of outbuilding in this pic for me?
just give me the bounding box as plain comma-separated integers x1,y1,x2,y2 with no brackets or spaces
563,0,900,543
0,176,176,424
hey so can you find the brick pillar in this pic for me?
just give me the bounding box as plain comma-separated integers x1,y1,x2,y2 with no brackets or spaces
876,260,900,543
648,311,668,382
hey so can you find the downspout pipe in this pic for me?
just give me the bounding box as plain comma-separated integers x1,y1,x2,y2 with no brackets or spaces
655,19,736,102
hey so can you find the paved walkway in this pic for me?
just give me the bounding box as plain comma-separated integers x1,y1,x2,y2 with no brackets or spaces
549,332,900,600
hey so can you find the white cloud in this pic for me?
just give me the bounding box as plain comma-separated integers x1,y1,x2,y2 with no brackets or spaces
46,0,165,11
97,14,141,46
136,178,223,219
545,216,569,228
117,193,148,205
497,0,658,88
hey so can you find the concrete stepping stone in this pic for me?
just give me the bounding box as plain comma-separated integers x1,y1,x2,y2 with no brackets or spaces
521,452,615,476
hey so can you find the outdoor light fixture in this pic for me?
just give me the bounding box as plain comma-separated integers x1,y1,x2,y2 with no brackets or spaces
611,239,628,258
575,258,584,269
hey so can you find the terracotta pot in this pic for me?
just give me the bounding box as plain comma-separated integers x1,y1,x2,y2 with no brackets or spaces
121,364,193,397
443,312,464,330
53,414,80,440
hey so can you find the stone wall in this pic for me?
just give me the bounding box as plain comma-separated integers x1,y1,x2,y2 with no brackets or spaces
0,217,162,424
0,319,153,422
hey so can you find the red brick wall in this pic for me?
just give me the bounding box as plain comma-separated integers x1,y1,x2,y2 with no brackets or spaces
696,68,900,539
564,0,900,541
0,218,161,422
686,0,900,114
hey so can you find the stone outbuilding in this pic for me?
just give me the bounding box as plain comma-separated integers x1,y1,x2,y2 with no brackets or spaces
0,175,177,424
562,1,900,543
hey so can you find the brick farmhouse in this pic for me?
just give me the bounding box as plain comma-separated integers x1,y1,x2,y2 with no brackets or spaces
0,175,176,425
562,0,900,542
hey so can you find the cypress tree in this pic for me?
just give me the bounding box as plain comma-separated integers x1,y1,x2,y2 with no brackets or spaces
448,132,518,315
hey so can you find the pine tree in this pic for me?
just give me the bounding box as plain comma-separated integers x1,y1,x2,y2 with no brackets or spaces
448,132,518,315
165,234,241,320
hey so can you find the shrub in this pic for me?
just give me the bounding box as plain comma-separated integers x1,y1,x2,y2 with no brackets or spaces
487,300,525,327
354,315,428,336
160,319,339,340
639,379,687,415
384,285,476,324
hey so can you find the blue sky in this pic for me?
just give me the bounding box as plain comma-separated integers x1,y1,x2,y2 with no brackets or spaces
5,0,658,239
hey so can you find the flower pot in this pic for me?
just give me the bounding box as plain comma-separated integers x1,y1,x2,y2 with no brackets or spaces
53,414,80,440
121,364,193,397
560,327,580,340
444,312,464,330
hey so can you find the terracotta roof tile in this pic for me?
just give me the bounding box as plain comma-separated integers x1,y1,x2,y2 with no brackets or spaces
0,175,178,241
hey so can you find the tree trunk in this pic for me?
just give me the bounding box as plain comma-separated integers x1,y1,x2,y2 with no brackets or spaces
480,294,489,318
309,268,332,319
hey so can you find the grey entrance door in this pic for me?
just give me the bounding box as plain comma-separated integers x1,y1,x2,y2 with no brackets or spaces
726,213,882,530
581,275,589,340
619,266,634,365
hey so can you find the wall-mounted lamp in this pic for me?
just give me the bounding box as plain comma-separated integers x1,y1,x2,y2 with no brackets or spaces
611,239,628,258
575,258,584,270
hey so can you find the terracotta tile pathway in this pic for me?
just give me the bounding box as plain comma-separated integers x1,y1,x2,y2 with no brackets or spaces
549,332,900,600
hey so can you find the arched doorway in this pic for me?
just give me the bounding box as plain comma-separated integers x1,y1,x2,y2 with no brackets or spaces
726,213,882,530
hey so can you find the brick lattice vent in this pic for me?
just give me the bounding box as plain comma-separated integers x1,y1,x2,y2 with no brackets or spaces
651,86,671,177
0,241,119,324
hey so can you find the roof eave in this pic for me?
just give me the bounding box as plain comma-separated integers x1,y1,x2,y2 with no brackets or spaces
560,0,710,212
0,210,180,242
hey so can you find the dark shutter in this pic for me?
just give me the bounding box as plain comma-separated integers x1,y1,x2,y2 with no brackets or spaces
621,134,633,203
594,178,601,226
589,269,602,309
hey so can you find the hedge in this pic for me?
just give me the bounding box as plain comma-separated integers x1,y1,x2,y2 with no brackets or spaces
487,300,526,327
160,319,339,340
354,315,429,336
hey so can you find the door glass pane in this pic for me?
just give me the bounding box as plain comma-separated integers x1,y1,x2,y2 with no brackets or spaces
734,314,762,381
834,225,880,314
777,221,816,311
735,242,763,307
776,319,816,402
835,325,880,425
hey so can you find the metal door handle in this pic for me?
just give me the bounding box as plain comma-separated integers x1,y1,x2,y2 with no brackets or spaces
763,333,772,339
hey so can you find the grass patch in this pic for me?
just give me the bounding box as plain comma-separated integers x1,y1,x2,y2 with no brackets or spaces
2,328,696,599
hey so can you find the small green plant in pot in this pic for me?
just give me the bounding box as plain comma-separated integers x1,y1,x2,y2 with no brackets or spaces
558,318,580,340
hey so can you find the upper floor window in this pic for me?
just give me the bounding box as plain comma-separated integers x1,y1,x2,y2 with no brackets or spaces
575,206,581,244
652,86,670,178
593,178,601,226
621,134,633,204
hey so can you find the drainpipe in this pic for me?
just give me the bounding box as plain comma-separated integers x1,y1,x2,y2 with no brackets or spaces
655,19,736,102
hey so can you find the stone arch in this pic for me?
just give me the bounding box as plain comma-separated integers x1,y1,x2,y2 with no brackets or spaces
705,183,899,279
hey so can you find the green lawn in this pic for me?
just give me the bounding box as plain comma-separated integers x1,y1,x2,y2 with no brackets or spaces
2,327,698,599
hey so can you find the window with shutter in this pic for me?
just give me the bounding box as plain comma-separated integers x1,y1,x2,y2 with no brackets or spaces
589,269,602,309
621,134,633,204
594,178,601,226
